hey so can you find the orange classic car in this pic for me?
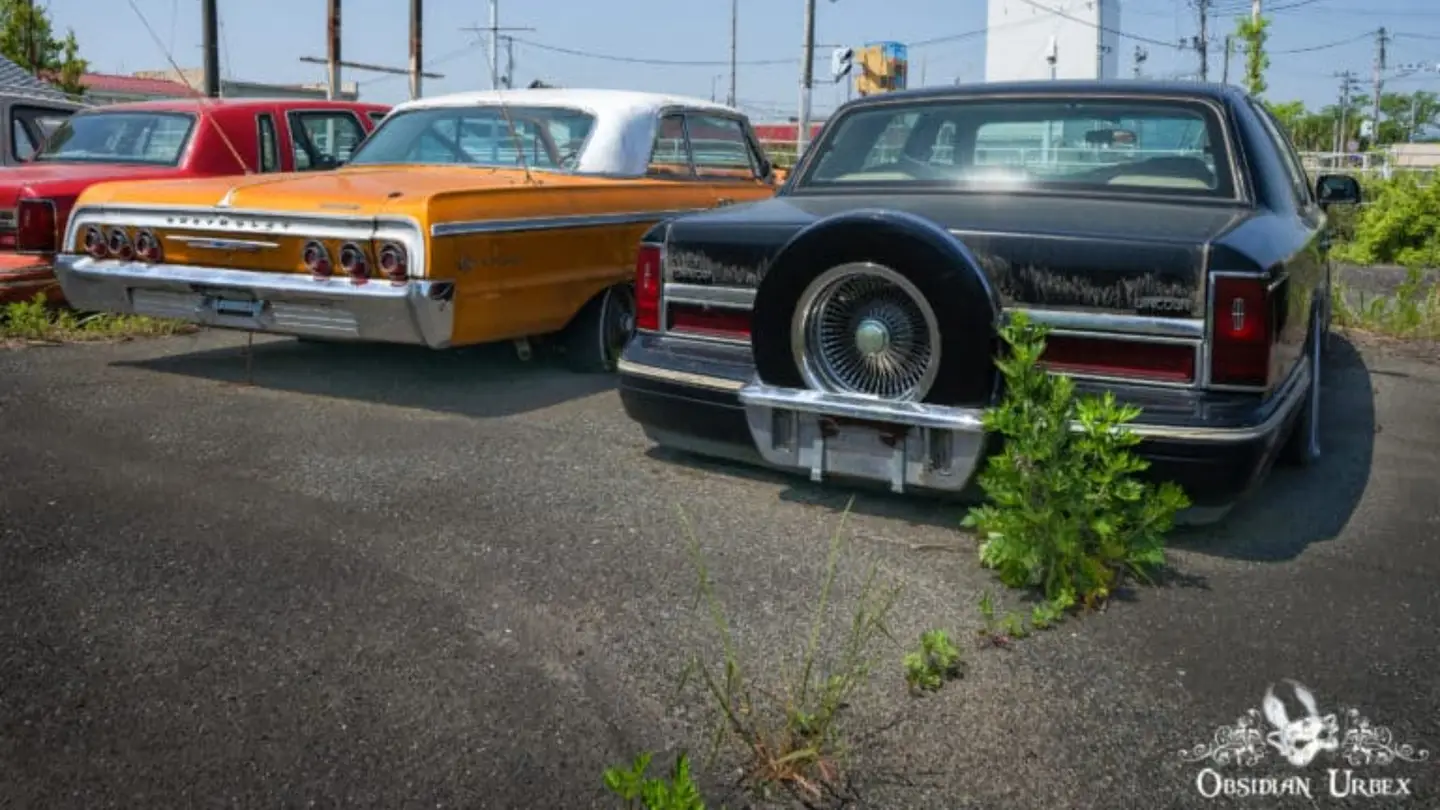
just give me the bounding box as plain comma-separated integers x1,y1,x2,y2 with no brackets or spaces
51,88,781,371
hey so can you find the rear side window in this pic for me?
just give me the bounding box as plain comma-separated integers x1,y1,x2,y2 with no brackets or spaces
647,114,693,179
257,113,279,172
1251,100,1313,207
289,110,365,170
684,113,760,180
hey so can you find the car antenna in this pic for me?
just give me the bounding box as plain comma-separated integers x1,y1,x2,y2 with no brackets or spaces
480,36,536,185
123,0,253,175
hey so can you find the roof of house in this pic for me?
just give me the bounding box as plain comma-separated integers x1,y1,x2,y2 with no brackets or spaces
0,54,73,102
68,97,391,115
80,71,201,98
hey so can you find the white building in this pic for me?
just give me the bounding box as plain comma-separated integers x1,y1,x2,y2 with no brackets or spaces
985,0,1122,82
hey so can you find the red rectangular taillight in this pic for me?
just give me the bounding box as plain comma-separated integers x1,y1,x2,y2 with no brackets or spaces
1209,275,1272,387
635,242,662,332
667,303,751,341
1041,335,1196,383
15,199,57,254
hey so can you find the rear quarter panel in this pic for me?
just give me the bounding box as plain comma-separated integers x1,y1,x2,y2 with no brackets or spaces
428,178,723,345
1219,95,1325,392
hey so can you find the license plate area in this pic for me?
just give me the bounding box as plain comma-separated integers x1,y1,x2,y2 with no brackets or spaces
201,289,264,318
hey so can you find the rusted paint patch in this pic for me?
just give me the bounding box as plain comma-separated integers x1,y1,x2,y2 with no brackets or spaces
974,251,1200,315
664,247,767,287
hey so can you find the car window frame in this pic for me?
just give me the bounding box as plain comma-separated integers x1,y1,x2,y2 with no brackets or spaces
9,104,74,162
256,112,280,172
789,94,1242,202
1248,98,1315,209
682,111,763,182
31,109,197,167
286,109,366,171
646,111,697,180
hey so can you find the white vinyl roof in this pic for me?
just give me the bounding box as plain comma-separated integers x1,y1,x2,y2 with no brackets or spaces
383,88,746,176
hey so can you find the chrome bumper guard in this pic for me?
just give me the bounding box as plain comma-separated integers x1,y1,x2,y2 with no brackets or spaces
738,381,988,494
53,254,455,348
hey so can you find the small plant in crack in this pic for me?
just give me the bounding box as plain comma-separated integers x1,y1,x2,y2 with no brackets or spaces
603,751,711,810
677,497,901,808
903,629,962,694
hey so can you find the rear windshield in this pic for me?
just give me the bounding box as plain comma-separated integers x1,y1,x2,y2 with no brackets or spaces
795,96,1235,199
34,111,196,166
346,105,598,172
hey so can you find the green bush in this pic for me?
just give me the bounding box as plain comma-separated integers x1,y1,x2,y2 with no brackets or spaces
961,314,1190,610
603,751,710,810
1334,172,1440,268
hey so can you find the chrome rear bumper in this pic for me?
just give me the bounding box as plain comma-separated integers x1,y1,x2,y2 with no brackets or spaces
738,381,987,493
53,254,455,348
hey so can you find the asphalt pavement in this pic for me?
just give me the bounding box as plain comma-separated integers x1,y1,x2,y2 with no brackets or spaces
1,330,1437,809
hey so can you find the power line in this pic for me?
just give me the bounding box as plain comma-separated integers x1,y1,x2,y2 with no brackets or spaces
1271,31,1373,54
1014,0,1189,49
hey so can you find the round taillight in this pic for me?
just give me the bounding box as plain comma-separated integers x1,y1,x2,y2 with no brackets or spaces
134,229,161,262
340,243,367,283
378,242,407,283
303,241,331,277
84,226,107,258
107,228,132,260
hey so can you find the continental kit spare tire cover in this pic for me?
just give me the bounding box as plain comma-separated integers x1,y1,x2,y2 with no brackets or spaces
749,210,1002,408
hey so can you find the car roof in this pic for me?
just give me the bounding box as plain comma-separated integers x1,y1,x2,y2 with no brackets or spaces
840,80,1245,108
387,87,738,118
381,88,750,177
69,98,391,114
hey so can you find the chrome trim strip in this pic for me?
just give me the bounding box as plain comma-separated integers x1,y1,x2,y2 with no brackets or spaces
1011,308,1206,339
166,235,280,251
431,208,702,238
665,283,756,308
617,357,745,392
616,355,1311,444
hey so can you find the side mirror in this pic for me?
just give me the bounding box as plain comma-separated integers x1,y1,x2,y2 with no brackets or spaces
1315,173,1361,206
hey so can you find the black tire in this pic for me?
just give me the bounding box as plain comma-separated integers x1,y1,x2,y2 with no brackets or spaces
563,283,636,373
1279,310,1323,466
750,224,1000,407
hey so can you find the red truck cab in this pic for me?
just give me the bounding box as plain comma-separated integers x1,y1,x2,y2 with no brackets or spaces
0,97,391,304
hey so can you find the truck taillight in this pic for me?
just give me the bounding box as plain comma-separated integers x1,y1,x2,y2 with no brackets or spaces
15,199,56,254
635,242,662,332
1209,275,1272,387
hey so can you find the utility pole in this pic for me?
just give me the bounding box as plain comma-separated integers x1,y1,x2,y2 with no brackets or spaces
728,0,738,107
1133,45,1148,78
1335,70,1360,153
797,0,817,155
1251,0,1261,22
461,3,533,89
1371,27,1388,147
409,0,423,99
326,0,341,100
1222,35,1232,84
1196,0,1209,82
202,0,220,97
23,0,34,76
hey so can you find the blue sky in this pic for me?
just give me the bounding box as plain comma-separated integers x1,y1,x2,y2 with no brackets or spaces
54,0,1440,120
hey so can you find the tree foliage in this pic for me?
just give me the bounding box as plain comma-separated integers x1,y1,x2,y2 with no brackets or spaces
1265,91,1440,150
0,0,87,98
1234,15,1270,98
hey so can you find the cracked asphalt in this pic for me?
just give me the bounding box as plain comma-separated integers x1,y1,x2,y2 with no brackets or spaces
1,330,1437,809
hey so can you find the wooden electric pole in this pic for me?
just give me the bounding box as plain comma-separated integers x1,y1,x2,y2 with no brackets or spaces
202,0,220,97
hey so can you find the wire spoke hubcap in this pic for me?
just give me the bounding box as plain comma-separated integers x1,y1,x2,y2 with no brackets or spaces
792,263,941,401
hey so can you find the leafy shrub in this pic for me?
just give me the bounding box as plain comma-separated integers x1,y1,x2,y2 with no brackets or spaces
961,314,1190,610
603,751,710,810
1334,171,1440,268
1,293,190,342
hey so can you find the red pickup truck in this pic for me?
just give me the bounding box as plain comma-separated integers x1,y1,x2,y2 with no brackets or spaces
0,97,390,304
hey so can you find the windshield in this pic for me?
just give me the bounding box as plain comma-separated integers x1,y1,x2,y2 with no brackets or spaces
796,97,1235,199
35,111,196,165
346,105,598,171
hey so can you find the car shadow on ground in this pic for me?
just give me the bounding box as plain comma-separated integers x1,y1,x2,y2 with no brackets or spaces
116,336,615,419
1169,334,1375,562
646,335,1377,565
